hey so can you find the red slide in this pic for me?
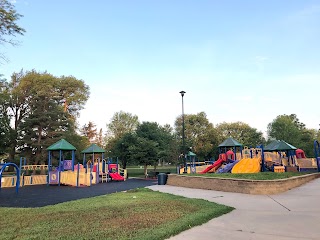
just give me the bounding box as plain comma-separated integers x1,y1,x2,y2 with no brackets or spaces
109,172,124,181
200,158,224,174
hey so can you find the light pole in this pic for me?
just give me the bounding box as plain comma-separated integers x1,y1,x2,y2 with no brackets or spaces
179,91,186,173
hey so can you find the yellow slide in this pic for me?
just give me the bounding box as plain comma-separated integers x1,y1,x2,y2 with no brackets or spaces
231,157,261,173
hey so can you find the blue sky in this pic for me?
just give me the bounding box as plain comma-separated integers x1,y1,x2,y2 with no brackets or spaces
2,0,320,135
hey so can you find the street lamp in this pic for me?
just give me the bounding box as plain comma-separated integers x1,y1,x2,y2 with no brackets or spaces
179,91,187,173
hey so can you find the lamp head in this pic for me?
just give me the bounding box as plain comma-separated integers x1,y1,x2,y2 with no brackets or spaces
179,91,186,97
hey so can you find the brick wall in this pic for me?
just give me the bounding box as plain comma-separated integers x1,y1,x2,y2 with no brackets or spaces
166,173,320,194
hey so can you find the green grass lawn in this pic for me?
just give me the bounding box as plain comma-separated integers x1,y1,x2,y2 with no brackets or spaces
191,172,310,180
127,165,177,178
0,188,233,240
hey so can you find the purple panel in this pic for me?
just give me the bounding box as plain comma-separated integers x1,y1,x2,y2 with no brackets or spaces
49,170,59,184
63,160,72,170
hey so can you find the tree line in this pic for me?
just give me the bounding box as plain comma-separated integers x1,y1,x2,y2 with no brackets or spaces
104,111,320,171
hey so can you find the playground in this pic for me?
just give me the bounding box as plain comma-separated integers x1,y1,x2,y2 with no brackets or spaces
178,138,320,176
0,139,127,193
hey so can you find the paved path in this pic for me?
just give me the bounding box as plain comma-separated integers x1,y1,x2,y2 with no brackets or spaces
0,178,156,208
149,178,320,240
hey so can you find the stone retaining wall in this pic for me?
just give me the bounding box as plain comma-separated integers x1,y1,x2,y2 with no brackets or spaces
166,173,320,195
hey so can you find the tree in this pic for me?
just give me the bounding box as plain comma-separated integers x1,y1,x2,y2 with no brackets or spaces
96,128,104,147
268,114,318,156
0,81,11,155
63,128,90,161
81,121,97,143
0,70,89,163
316,129,320,143
267,114,302,147
21,106,72,164
174,112,218,159
158,124,179,166
267,114,316,157
106,111,139,139
216,122,265,147
19,72,67,163
130,136,158,176
0,70,32,161
299,128,317,157
81,123,104,147
105,111,139,152
0,85,9,161
124,122,174,176
0,0,26,61
57,75,90,119
111,132,136,169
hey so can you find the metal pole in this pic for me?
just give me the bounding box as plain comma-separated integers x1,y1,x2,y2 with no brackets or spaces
77,163,80,187
72,150,75,171
261,145,266,172
180,91,186,173
314,140,320,172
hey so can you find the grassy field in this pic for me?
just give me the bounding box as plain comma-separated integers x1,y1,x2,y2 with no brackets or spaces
192,172,309,180
127,165,177,178
0,188,233,240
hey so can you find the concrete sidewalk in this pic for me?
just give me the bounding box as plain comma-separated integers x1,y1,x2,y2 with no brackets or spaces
148,178,320,240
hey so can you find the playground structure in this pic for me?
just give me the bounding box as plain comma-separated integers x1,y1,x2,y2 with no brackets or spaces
0,140,126,192
82,144,126,183
178,151,214,174
179,137,320,175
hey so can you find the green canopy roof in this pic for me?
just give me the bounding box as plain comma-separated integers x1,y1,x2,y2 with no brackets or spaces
264,140,297,152
264,140,280,151
81,143,105,154
187,151,196,156
47,139,77,151
218,137,243,147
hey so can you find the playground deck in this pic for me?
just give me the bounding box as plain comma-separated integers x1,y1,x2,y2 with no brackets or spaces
0,178,156,208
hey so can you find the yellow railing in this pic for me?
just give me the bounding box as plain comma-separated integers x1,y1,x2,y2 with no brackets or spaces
1,176,17,187
22,165,48,171
23,175,47,185
2,163,130,188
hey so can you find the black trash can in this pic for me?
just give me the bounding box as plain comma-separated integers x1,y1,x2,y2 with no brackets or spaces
158,173,167,185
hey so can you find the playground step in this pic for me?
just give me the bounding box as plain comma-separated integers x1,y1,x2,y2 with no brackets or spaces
273,166,285,173
101,174,108,183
